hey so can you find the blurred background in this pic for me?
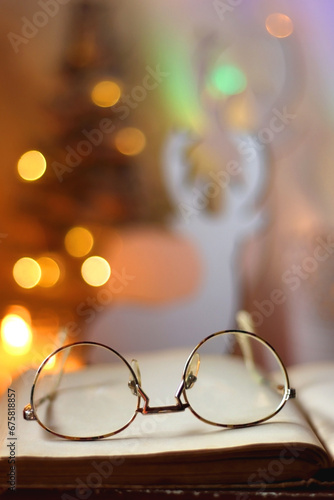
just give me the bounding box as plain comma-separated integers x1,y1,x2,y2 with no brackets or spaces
1,0,334,392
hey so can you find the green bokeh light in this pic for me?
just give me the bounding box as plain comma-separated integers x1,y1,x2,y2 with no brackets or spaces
211,64,247,96
144,28,204,133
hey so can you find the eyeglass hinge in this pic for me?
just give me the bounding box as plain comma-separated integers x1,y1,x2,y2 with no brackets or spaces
286,388,296,400
23,403,37,421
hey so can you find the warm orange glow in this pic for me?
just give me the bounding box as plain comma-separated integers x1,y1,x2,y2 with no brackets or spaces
115,127,146,156
43,356,56,370
265,13,294,38
1,314,33,355
44,356,84,373
91,80,121,107
17,150,47,181
13,257,41,289
5,305,31,325
0,371,12,395
37,257,61,287
65,226,94,257
81,256,111,287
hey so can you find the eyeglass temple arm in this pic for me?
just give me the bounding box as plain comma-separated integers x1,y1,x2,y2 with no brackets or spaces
24,340,71,421
235,310,263,383
235,310,296,399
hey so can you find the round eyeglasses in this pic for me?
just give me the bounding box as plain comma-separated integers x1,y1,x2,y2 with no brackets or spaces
23,330,295,440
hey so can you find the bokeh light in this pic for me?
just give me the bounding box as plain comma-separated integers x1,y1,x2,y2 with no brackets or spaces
5,304,31,325
81,256,111,287
37,257,61,287
210,64,247,96
115,127,146,156
13,257,41,289
64,226,94,257
17,150,47,181
91,80,121,107
265,13,294,38
223,92,258,132
1,314,33,355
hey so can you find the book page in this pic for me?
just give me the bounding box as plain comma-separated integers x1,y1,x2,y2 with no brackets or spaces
289,362,334,463
0,349,328,461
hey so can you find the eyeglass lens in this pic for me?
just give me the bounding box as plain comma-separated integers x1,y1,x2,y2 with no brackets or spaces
32,344,139,439
184,331,288,426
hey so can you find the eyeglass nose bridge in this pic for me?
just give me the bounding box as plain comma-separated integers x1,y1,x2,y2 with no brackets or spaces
132,371,190,415
132,354,201,415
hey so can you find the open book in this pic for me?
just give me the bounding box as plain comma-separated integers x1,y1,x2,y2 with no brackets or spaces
0,347,333,492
